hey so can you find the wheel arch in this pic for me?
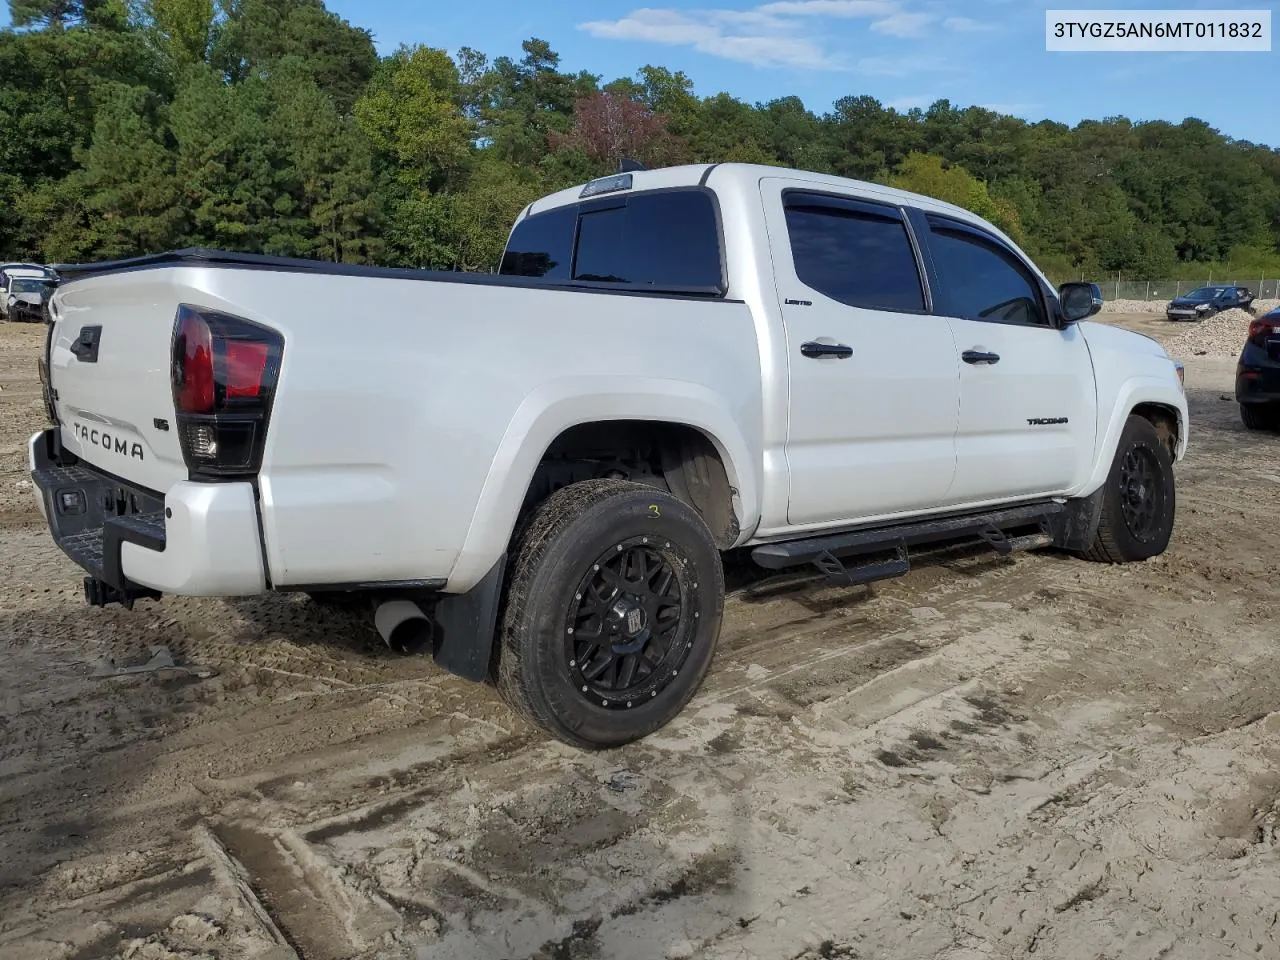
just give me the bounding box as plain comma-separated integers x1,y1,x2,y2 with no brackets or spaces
445,381,760,593
1130,401,1181,459
1078,378,1188,498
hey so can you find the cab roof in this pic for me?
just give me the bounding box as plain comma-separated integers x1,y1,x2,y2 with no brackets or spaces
524,162,992,231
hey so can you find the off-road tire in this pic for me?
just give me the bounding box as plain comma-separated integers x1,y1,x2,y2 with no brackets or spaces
496,478,725,749
1081,414,1176,563
1241,402,1280,432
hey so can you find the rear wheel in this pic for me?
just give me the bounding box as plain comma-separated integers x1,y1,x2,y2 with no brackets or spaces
1081,415,1176,563
1241,402,1280,431
496,478,724,749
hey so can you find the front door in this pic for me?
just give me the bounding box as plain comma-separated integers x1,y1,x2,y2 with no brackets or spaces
762,181,962,527
919,213,1098,504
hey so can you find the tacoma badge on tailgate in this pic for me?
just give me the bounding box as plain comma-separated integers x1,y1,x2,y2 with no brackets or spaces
73,421,145,461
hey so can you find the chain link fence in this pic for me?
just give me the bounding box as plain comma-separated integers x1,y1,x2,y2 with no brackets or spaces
1086,278,1280,302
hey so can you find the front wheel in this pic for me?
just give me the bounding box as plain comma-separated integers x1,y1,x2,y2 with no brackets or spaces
1080,414,1176,563
496,478,725,749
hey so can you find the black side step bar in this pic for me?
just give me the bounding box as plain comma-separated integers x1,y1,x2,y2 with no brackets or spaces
751,502,1063,586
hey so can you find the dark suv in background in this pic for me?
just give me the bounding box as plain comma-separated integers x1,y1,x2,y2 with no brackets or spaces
1237,307,1280,431
1167,285,1255,321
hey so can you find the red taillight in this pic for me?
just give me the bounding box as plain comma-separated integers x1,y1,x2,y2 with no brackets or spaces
224,341,270,399
174,310,214,413
171,304,283,479
1248,318,1278,344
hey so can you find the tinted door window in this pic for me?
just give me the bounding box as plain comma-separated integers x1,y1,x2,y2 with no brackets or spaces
572,191,722,290
784,196,925,312
928,221,1049,326
499,205,576,279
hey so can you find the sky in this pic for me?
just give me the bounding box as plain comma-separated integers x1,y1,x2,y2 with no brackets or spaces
328,0,1276,145
2,0,1273,145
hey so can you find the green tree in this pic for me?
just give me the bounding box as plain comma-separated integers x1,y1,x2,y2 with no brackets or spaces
74,83,184,258
889,152,1024,241
212,0,375,112
169,66,281,249
269,57,380,261
483,38,597,166
2,2,1280,277
9,0,121,30
141,0,219,65
354,45,472,190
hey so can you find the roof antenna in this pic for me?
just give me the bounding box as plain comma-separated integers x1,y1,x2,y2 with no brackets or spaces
618,158,646,173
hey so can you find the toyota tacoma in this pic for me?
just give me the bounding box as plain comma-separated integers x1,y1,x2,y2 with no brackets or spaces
29,163,1190,748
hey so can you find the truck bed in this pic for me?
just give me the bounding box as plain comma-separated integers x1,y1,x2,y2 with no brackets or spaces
49,247,727,299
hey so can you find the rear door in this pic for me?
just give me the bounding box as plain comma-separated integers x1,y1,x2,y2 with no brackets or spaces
916,211,1097,504
47,272,191,493
761,180,961,526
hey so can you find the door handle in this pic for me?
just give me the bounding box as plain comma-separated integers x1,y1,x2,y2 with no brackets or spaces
801,341,853,360
962,350,1000,365
70,325,102,363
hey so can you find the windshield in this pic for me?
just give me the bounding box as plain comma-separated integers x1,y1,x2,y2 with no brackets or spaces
1184,286,1227,301
9,278,45,294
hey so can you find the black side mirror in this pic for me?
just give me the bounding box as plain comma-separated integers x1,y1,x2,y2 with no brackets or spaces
1058,282,1103,324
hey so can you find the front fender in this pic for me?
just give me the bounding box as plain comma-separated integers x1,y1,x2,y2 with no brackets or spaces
1076,376,1188,497
445,376,760,592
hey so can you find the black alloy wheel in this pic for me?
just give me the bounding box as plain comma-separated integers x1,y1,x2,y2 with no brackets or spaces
496,478,725,749
1080,413,1177,563
1117,444,1164,544
566,537,698,711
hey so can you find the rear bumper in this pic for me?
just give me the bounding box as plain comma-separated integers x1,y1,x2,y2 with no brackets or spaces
9,300,43,322
1236,346,1280,403
28,428,267,599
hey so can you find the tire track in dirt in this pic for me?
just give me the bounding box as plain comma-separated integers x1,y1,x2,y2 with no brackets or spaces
5,320,1280,959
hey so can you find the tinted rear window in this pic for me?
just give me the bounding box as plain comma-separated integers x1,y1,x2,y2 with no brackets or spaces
499,205,576,280
784,196,925,312
500,189,723,292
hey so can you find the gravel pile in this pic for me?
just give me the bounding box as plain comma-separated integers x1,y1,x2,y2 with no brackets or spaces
1167,307,1257,359
1100,298,1169,314
1100,296,1280,316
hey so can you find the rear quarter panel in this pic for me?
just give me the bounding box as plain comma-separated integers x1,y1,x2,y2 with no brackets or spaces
194,269,763,591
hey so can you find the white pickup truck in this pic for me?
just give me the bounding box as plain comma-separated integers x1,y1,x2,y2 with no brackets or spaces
30,162,1188,748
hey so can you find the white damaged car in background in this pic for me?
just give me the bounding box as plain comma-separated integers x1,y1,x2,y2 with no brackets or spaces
1,263,56,322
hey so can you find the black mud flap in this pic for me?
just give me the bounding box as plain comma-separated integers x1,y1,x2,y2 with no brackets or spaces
1049,487,1106,552
431,555,506,682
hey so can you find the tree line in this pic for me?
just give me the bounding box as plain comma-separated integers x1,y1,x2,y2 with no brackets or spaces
3,0,1279,281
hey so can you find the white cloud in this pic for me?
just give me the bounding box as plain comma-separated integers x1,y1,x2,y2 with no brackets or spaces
871,11,935,37
945,16,998,32
578,8,841,70
579,2,981,72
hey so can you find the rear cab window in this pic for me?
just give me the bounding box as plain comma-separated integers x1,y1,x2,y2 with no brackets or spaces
499,188,725,295
782,191,927,313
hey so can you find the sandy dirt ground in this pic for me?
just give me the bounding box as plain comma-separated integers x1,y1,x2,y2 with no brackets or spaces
2,313,1279,960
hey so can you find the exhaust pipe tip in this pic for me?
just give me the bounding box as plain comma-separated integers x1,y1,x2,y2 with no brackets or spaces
373,599,435,656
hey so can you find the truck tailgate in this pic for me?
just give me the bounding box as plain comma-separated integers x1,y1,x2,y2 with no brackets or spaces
48,271,192,493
